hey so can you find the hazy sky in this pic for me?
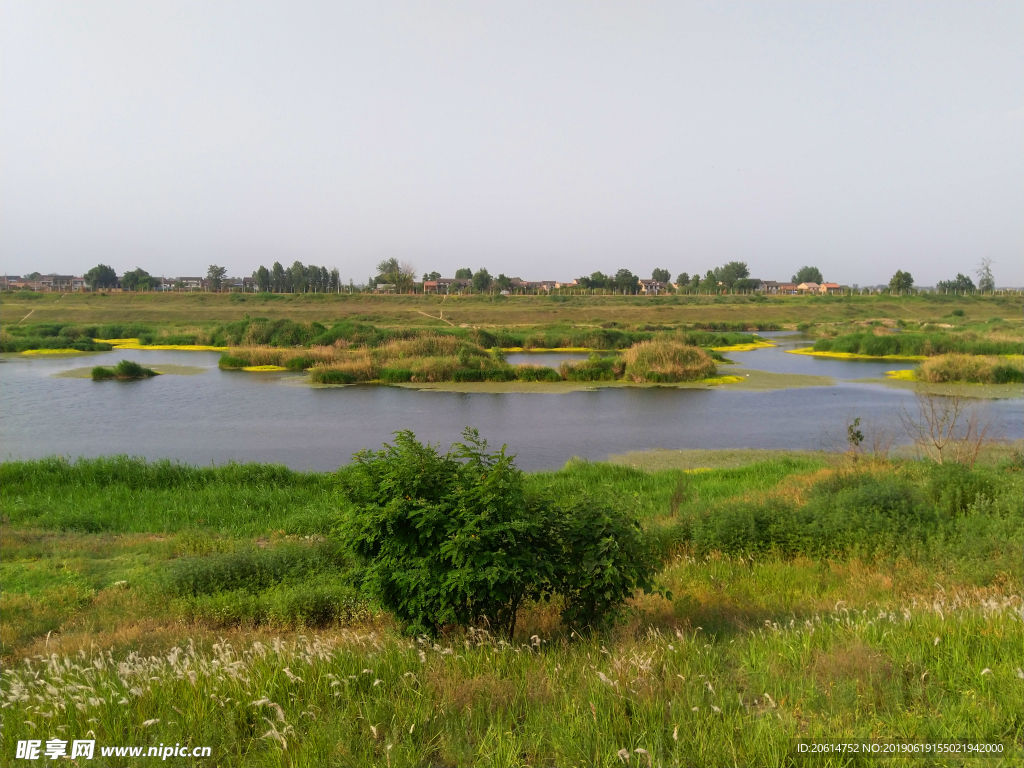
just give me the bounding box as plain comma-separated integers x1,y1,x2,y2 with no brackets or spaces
2,1,1022,285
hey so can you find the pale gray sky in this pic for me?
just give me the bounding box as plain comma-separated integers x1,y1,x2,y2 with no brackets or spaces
2,1,1022,285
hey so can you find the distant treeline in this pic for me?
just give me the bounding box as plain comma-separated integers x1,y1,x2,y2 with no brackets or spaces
252,261,342,293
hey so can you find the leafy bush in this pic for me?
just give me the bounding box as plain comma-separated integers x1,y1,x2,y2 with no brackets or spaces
926,463,996,516
452,369,486,382
339,430,659,636
549,498,661,630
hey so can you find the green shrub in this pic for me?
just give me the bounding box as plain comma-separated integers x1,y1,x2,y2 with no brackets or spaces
338,429,658,637
926,463,996,516
549,498,661,631
452,369,485,382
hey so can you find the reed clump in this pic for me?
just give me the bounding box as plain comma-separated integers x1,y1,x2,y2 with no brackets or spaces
91,360,159,381
917,354,1024,384
814,331,1022,357
622,341,716,383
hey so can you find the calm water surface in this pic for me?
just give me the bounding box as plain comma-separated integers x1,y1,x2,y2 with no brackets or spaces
2,336,1020,471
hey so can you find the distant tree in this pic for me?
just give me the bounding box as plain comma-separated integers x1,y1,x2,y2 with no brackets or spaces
651,268,671,284
374,258,416,292
329,268,340,292
577,271,609,290
676,272,690,288
472,268,492,293
976,258,995,293
714,261,750,289
207,265,227,291
888,270,914,292
120,269,142,291
287,261,306,293
254,266,271,292
424,271,442,281
704,269,717,289
614,269,639,294
454,267,473,279
937,273,975,293
496,273,513,291
26,271,42,280
85,264,118,290
792,266,824,284
733,278,760,291
121,268,160,291
271,261,286,292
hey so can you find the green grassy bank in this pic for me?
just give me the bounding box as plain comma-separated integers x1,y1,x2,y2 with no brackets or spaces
1,447,1022,766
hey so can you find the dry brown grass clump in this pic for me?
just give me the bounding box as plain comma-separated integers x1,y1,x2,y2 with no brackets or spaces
379,333,463,359
622,340,716,383
918,353,1023,384
312,350,378,382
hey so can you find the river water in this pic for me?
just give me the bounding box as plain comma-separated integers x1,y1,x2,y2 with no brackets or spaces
2,334,1021,471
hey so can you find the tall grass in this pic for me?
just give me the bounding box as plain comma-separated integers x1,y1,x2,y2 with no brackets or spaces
814,331,1023,357
622,341,717,382
91,360,159,380
3,452,1023,764
2,598,1020,767
918,354,1024,384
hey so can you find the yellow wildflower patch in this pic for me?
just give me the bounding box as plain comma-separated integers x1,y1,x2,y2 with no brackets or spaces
710,341,777,352
19,349,89,355
701,375,746,385
885,369,918,381
501,347,596,353
787,347,926,361
93,338,227,351
241,365,288,372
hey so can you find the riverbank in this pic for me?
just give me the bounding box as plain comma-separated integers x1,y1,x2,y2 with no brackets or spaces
1,449,1020,766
